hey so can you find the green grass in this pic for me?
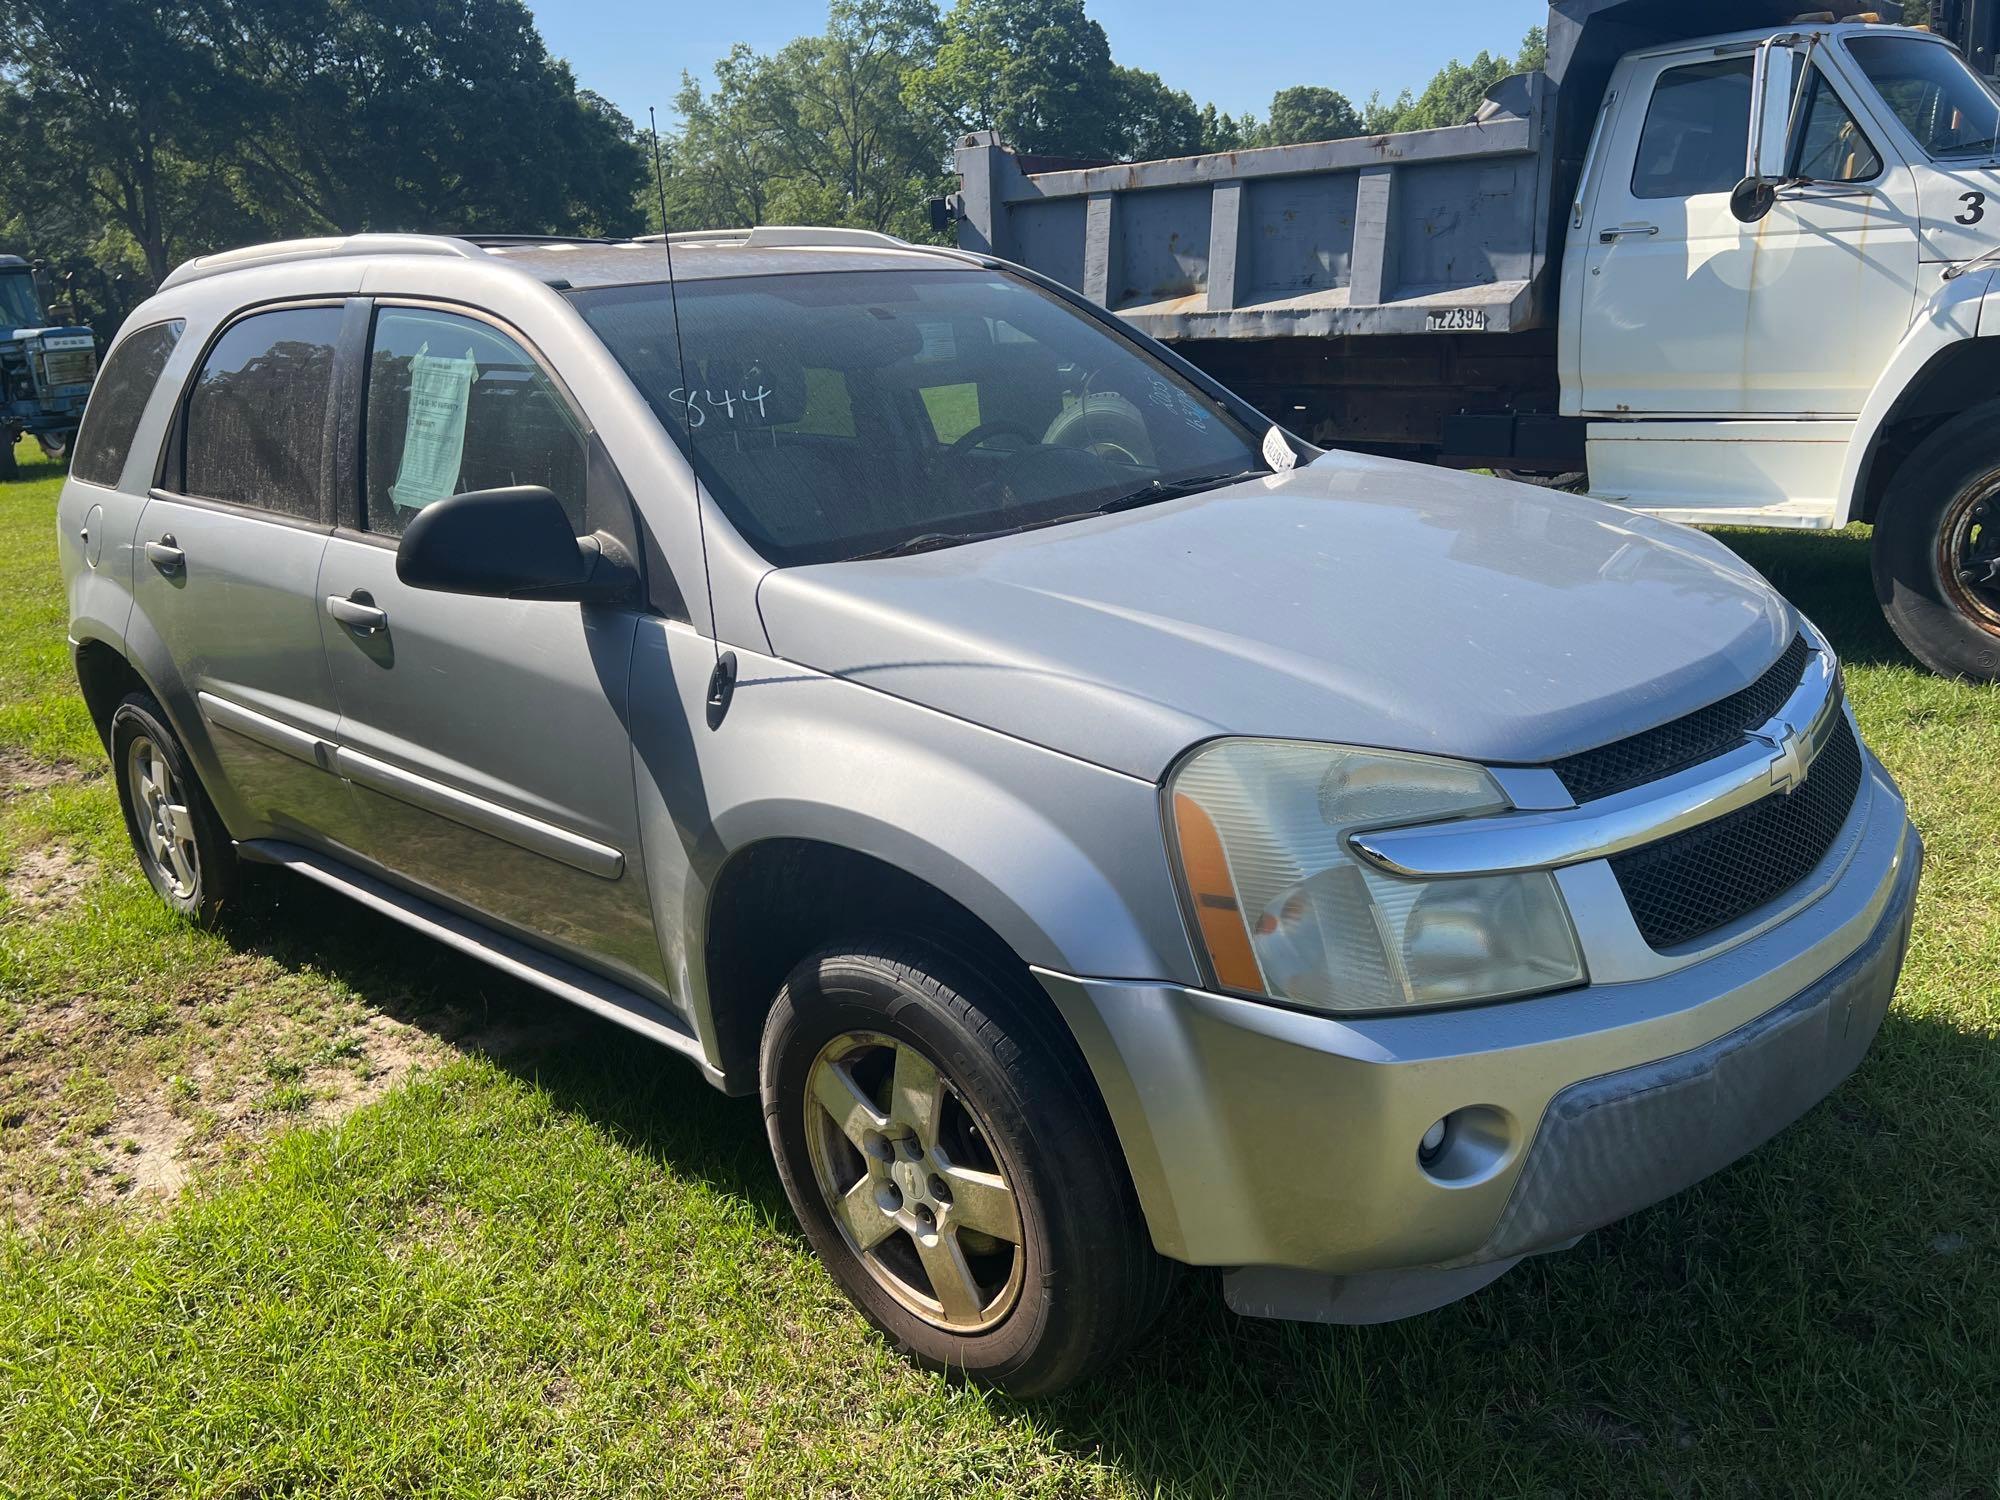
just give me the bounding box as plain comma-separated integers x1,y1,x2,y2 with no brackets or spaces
1,433,1997,1495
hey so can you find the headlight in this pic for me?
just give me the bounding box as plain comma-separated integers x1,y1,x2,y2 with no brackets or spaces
1167,739,1585,1013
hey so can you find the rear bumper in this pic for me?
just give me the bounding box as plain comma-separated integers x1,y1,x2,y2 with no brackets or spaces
1036,752,1920,1280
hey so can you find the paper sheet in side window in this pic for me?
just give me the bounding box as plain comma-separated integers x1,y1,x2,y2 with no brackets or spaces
389,344,478,510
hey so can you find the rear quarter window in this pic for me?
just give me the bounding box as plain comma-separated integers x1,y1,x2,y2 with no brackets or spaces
70,321,184,489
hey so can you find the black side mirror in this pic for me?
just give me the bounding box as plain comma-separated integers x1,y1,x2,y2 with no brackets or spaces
1730,176,1778,225
395,485,635,603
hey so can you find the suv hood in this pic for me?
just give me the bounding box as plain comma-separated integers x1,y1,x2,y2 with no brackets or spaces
756,454,1795,779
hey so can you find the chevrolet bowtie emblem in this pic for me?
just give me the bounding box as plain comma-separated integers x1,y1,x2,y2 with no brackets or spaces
1753,721,1811,796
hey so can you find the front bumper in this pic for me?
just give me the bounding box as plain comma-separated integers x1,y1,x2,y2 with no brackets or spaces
1036,748,1920,1281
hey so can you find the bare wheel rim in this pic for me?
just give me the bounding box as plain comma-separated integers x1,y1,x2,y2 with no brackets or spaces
1940,471,2000,635
126,735,199,901
803,1029,1026,1333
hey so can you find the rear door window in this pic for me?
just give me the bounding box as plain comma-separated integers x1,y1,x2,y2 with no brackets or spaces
361,307,587,537
182,306,342,520
1632,57,1755,199
71,320,183,488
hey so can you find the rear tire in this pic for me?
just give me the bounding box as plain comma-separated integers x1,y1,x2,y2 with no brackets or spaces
109,692,238,923
0,437,18,482
1873,403,2000,682
760,938,1171,1396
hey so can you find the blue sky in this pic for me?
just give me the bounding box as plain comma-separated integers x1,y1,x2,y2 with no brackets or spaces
526,0,1551,130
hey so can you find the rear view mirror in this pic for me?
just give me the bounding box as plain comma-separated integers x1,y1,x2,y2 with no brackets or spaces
396,485,635,603
1736,34,1809,222
1731,177,1778,224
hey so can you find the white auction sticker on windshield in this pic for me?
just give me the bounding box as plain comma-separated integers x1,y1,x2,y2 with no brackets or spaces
1262,426,1297,473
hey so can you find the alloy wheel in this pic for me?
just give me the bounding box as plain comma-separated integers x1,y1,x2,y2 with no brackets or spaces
126,734,199,900
803,1029,1025,1332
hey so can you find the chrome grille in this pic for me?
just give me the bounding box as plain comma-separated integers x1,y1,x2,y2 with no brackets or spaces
1552,635,1812,804
40,348,96,389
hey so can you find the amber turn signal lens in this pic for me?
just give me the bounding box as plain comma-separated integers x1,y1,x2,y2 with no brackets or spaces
1171,791,1265,994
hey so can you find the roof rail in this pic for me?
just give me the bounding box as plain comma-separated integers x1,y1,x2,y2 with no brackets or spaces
158,234,487,292
456,234,625,248
634,225,913,251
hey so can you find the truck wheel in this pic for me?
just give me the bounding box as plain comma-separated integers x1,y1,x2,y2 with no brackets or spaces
110,692,238,924
0,437,18,482
1873,404,2000,682
761,939,1171,1396
39,432,70,467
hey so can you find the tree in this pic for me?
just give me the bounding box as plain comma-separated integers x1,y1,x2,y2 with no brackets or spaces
1111,66,1202,159
910,0,1120,159
665,2,945,240
0,0,241,282
1196,103,1259,153
216,0,646,238
1263,85,1363,146
1361,26,1549,134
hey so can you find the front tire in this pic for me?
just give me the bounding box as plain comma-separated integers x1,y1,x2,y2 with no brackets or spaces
110,692,238,923
1873,403,2000,682
761,940,1170,1395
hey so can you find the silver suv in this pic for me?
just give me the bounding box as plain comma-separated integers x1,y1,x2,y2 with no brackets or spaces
58,229,1922,1394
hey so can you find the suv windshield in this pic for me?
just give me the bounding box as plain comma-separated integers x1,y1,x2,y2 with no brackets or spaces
1848,35,2000,160
573,268,1267,565
0,272,43,329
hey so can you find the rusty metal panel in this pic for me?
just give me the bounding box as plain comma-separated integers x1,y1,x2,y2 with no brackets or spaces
954,70,1557,342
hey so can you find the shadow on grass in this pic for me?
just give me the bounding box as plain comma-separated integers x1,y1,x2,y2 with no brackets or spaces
199,857,1998,1493
3,439,68,489
212,871,787,1220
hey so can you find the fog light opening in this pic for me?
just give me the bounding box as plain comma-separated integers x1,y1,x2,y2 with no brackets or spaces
1416,1105,1517,1187
1418,1117,1449,1165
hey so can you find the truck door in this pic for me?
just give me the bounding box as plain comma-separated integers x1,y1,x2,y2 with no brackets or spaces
1579,46,1919,417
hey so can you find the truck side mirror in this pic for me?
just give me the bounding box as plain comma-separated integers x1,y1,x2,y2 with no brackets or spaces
1731,177,1778,224
1736,33,1809,223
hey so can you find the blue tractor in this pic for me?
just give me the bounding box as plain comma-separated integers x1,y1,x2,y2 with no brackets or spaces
1,254,97,481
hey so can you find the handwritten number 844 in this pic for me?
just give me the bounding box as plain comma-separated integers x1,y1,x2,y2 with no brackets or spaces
668,386,775,428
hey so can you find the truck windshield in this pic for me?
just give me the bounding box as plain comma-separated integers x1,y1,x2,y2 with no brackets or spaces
0,273,43,330
1847,35,2000,160
572,268,1265,566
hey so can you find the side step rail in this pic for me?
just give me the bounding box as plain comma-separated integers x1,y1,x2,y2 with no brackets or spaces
239,839,724,1088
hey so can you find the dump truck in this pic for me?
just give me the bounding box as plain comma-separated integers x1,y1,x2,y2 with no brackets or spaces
947,1,2000,681
1,254,96,480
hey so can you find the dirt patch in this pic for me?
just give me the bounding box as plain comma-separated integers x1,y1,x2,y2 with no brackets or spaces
0,749,92,793
4,843,97,919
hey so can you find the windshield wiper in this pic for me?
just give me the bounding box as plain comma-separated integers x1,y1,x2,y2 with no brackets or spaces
847,467,1270,561
1091,466,1270,515
849,528,1024,560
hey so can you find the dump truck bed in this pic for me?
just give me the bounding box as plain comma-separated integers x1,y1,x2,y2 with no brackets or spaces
949,0,1809,345
951,73,1557,342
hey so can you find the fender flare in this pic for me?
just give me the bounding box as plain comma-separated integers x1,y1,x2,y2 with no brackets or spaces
1839,266,2000,525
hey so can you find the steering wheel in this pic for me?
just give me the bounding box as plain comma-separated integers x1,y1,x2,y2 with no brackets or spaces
950,420,1041,457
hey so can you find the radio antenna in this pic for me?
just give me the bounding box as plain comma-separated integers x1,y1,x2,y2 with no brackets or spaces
648,106,727,693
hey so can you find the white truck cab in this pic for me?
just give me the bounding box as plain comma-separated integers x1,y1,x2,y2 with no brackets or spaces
952,6,2000,682
1568,19,2000,678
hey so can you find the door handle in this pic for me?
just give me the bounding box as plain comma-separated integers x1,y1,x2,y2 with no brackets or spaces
1599,224,1660,243
326,592,389,635
145,537,185,574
